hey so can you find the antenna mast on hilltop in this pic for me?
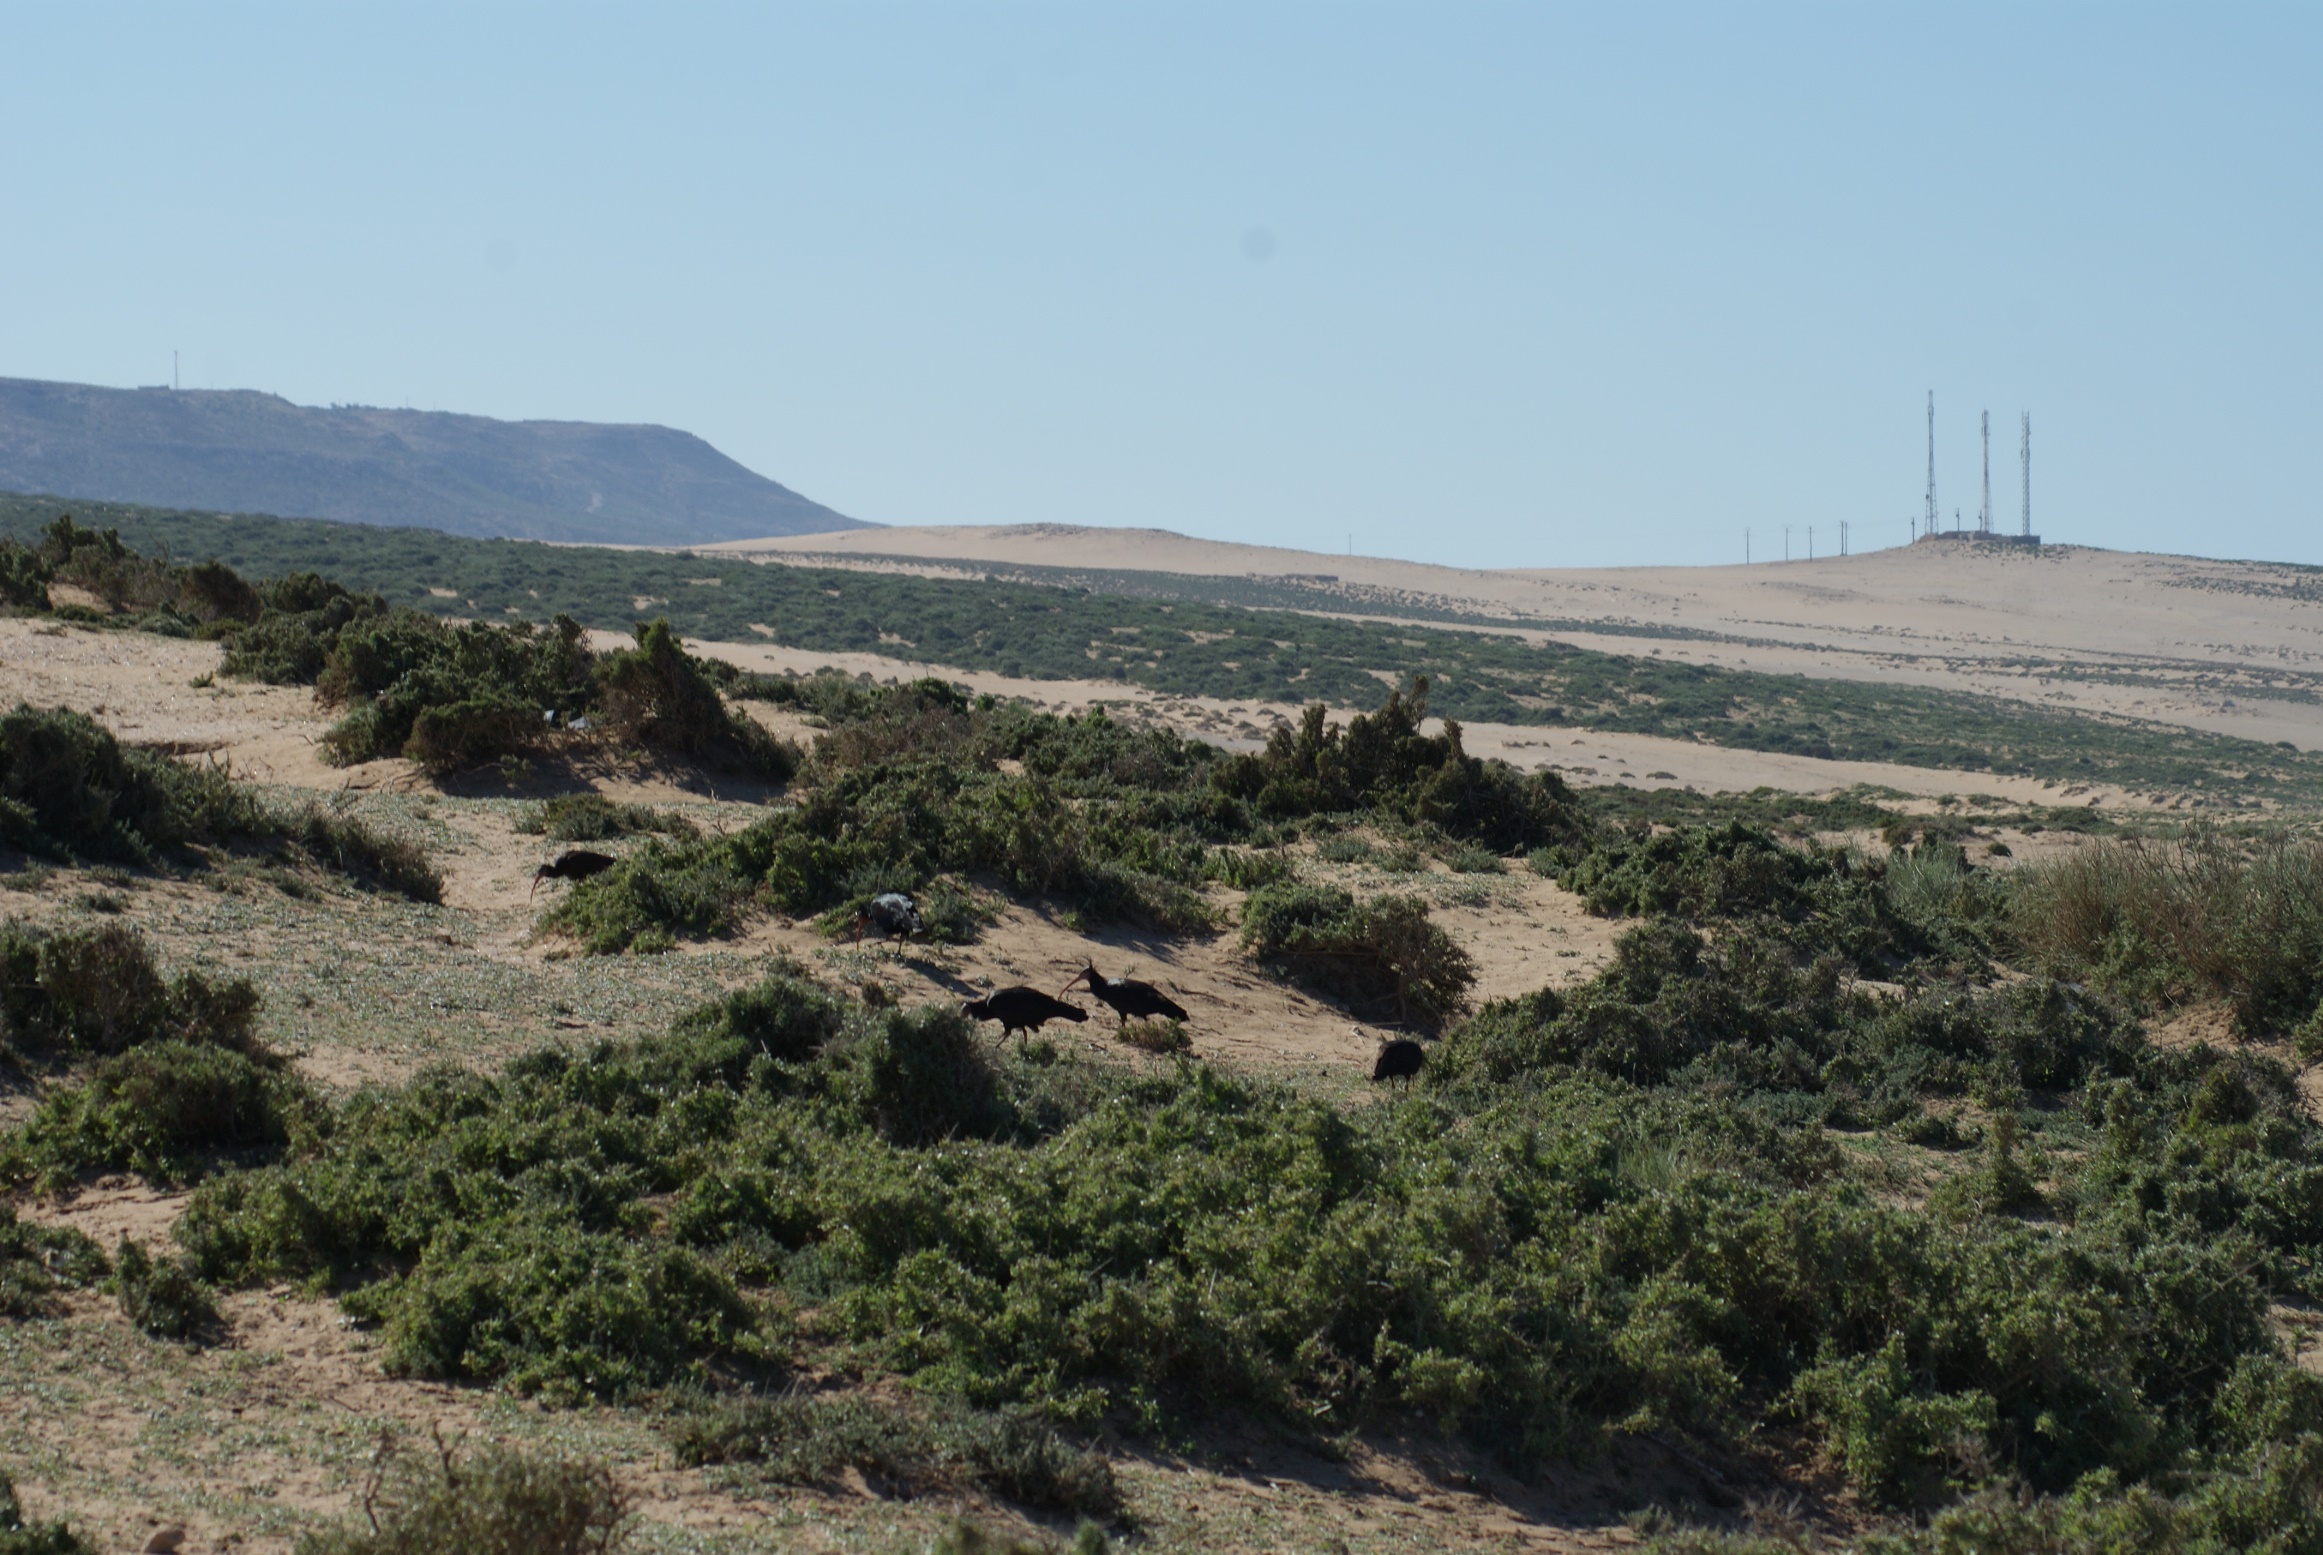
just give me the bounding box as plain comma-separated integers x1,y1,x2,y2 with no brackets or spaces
1979,411,1992,533
1924,392,1937,540
2020,413,2032,536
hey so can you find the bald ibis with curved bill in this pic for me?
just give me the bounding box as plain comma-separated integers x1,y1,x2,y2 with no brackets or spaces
531,849,618,900
963,986,1088,1039
1372,1039,1425,1088
1062,964,1188,1026
851,892,925,944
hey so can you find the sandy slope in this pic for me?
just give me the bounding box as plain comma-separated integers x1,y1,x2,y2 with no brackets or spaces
708,524,2323,749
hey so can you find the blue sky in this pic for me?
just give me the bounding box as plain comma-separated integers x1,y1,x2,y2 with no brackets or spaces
2,3,2314,568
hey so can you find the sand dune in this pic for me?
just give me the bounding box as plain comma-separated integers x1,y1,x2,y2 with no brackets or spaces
706,525,2323,750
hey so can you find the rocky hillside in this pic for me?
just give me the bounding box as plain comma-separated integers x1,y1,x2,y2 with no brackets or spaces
0,375,870,546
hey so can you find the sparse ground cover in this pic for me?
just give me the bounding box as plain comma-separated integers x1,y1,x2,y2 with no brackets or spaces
7,495,2320,803
2,527,2322,1554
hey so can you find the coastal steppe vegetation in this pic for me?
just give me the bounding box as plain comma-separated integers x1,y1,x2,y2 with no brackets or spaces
0,502,2320,1551
6,494,2317,802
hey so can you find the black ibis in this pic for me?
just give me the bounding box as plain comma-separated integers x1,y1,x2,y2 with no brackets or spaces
963,986,1088,1038
531,849,618,899
1063,964,1188,1026
1372,1039,1425,1088
852,892,925,943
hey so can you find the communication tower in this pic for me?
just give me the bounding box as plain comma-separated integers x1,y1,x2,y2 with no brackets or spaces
1924,392,1937,538
1979,411,1992,533
2020,413,2031,536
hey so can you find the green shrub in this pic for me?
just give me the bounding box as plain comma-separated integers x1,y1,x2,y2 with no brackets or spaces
158,923,2323,1520
0,921,260,1062
1792,1333,1997,1506
515,795,696,842
1213,679,1585,852
1239,883,1476,1029
667,964,848,1067
110,1237,220,1341
539,840,756,955
0,1207,107,1317
8,1041,317,1186
594,620,799,779
1117,1018,1191,1054
0,704,240,860
0,704,436,897
0,541,53,610
295,1438,630,1555
851,1005,1013,1146
402,695,541,774
343,1221,756,1401
2012,828,2323,1033
1443,843,1505,874
667,1392,1119,1519
0,1469,97,1555
273,806,441,902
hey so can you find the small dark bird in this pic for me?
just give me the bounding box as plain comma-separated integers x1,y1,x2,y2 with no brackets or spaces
963,986,1088,1038
1063,964,1189,1026
531,848,618,899
1371,1039,1425,1088
851,892,925,943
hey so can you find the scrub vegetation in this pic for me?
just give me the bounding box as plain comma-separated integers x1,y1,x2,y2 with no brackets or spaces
4,501,2323,1549
6,494,2318,800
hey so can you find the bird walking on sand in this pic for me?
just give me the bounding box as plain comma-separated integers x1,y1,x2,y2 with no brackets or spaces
852,892,925,944
531,849,618,899
963,986,1088,1039
1063,964,1188,1026
1372,1039,1425,1088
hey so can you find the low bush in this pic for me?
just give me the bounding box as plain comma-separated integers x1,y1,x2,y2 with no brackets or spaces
111,1237,220,1341
1239,882,1476,1029
296,1437,630,1555
515,795,697,842
152,944,2323,1528
2011,827,2323,1033
1116,1018,1191,1054
0,703,439,898
593,620,799,781
0,921,260,1063
271,806,441,902
667,1392,1119,1519
0,1207,107,1318
0,704,246,861
341,1220,757,1401
7,1041,318,1187
0,1468,97,1555
1213,678,1586,852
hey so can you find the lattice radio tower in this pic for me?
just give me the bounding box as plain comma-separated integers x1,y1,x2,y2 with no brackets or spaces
1979,410,1992,533
1924,392,1938,538
2020,413,2032,536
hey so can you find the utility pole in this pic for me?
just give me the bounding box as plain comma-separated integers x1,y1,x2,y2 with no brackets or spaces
173,350,178,391
1784,525,1791,562
1841,520,1849,556
1745,528,1751,564
1808,526,1815,560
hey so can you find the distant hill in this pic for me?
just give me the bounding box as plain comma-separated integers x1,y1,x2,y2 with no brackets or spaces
0,376,870,546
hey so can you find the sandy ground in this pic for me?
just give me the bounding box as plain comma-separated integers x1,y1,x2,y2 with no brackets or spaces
705,525,2323,751
1,617,2159,820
